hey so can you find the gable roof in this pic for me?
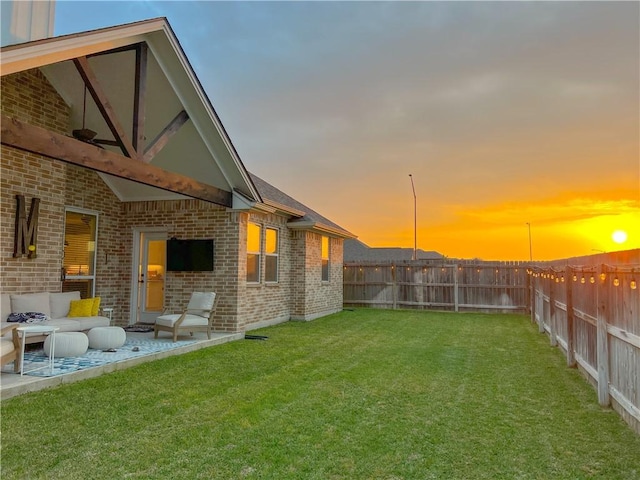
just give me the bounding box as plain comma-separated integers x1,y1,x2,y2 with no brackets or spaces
250,174,355,239
2,17,353,239
344,239,444,262
1,17,261,206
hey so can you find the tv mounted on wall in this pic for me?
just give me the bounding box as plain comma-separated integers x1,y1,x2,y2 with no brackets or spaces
166,238,214,272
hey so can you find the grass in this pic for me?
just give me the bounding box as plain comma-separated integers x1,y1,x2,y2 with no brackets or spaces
1,309,639,479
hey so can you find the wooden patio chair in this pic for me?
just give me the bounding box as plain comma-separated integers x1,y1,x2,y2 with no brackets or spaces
154,292,217,342
1,323,22,373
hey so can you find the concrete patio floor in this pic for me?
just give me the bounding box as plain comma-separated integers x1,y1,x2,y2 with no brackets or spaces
1,329,243,400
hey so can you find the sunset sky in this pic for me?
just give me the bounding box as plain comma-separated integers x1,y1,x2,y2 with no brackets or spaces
54,1,639,261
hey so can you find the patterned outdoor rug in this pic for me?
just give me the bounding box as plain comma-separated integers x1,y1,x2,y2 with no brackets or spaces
3,337,197,378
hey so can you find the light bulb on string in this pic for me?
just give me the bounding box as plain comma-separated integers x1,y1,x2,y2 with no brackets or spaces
599,272,606,281
572,274,578,282
631,279,637,290
590,275,595,284
580,275,586,284
613,277,620,287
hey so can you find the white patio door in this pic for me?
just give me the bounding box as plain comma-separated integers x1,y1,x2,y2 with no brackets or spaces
132,230,167,324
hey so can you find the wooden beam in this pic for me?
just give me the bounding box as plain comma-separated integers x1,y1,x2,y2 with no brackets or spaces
1,115,232,207
143,110,189,163
132,43,147,153
93,138,120,147
87,43,141,58
73,56,139,159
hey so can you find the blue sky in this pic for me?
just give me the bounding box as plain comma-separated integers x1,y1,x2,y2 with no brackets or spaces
52,1,639,260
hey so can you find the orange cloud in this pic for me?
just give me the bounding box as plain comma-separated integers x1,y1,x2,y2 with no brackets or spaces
354,188,640,260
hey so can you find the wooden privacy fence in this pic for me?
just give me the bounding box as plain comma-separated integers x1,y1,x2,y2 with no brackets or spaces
531,255,640,434
344,261,530,313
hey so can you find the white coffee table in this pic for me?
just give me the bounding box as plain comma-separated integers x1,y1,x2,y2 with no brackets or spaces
17,325,60,376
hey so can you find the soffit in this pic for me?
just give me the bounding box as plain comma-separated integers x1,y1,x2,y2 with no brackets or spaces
6,19,259,204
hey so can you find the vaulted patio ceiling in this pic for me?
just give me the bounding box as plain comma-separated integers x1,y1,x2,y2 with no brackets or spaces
1,18,260,207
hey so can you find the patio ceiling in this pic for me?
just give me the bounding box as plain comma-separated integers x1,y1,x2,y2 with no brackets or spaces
1,19,260,206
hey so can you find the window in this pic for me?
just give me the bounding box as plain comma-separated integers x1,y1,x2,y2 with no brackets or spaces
321,236,329,282
247,222,261,283
265,228,279,283
63,209,98,298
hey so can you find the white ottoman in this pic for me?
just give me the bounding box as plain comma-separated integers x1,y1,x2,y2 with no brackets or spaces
44,332,88,357
88,327,126,350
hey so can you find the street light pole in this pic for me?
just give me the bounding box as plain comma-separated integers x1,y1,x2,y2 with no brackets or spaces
526,222,533,261
409,174,417,260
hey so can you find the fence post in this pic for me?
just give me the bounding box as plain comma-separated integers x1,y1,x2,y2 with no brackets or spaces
565,266,576,367
526,267,532,318
454,265,459,312
391,264,397,310
596,264,610,406
537,273,545,334
549,271,557,346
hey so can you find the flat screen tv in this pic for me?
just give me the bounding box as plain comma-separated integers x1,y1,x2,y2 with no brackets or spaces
166,238,214,272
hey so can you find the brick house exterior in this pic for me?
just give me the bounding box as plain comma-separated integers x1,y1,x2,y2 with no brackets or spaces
1,19,354,332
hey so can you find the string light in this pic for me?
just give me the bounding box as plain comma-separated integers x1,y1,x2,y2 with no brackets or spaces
613,277,620,287
560,275,565,283
589,275,595,284
631,278,637,290
599,272,606,281
580,275,586,284
572,274,578,282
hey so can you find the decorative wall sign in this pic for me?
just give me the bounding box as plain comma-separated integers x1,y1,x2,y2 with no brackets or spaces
14,194,40,258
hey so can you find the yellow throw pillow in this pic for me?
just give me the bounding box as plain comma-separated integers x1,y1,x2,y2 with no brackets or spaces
68,299,94,317
91,297,101,316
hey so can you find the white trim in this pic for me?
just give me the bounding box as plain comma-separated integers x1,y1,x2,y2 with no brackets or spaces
286,220,355,239
1,19,165,76
262,199,305,217
130,227,168,325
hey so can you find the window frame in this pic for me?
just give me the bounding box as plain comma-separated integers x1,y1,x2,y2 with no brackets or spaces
63,207,99,298
321,236,330,282
246,222,262,284
264,227,279,283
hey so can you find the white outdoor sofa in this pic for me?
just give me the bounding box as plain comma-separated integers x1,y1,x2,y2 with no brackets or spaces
1,292,110,345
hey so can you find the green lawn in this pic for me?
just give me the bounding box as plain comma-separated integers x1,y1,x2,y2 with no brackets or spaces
2,309,639,479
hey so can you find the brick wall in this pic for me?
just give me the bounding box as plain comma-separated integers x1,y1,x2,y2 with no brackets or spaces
290,231,344,320
1,69,70,293
241,212,293,330
1,67,346,332
121,200,242,332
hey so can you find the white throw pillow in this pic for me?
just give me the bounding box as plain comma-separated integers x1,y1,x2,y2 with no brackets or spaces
50,291,81,319
10,293,51,318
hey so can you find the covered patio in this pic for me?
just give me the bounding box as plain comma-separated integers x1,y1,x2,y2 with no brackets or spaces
0,329,243,400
